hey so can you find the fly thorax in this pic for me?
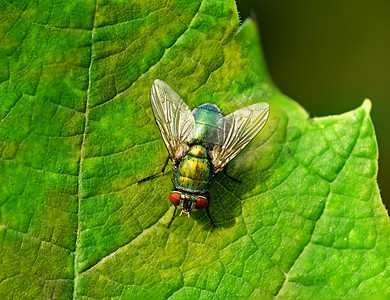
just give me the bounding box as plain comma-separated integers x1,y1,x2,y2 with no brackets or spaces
192,103,225,146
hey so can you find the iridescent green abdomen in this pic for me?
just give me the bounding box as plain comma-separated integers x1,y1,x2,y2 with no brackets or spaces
192,103,225,147
174,145,211,194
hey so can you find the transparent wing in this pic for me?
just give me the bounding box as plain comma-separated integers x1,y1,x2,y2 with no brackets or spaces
211,102,270,172
150,79,194,162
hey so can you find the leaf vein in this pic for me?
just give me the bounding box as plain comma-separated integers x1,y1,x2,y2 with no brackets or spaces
73,0,98,298
1,225,74,253
274,111,366,297
89,1,202,111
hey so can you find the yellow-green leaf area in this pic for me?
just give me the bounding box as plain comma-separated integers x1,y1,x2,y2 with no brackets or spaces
0,0,389,299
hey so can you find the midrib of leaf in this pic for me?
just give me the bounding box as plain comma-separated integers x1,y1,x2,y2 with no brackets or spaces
74,0,97,298
71,0,205,279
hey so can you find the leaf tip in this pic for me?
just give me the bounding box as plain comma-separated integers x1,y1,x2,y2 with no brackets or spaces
362,98,372,113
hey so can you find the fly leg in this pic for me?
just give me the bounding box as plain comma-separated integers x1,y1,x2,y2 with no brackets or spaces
224,169,242,184
166,206,178,228
137,155,170,184
206,207,215,228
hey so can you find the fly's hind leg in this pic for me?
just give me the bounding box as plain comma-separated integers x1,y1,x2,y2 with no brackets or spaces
224,169,242,184
137,155,170,184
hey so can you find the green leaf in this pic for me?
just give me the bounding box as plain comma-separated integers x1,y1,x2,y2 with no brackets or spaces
1,0,389,299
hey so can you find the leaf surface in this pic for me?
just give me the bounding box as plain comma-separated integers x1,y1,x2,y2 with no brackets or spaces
0,0,389,299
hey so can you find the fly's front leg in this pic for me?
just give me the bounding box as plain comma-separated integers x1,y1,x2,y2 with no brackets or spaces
137,155,170,184
206,207,215,228
166,206,178,228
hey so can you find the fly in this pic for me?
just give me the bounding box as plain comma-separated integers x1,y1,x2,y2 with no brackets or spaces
137,79,270,228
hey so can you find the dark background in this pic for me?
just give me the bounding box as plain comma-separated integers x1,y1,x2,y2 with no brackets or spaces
236,0,390,209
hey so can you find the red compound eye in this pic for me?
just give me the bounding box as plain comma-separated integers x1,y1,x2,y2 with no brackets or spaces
169,192,181,206
195,196,208,209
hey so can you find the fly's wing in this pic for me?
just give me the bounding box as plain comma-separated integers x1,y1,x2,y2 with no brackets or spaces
150,79,194,162
211,102,270,172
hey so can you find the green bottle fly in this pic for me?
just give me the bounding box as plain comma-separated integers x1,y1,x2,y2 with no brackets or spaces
137,80,270,228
